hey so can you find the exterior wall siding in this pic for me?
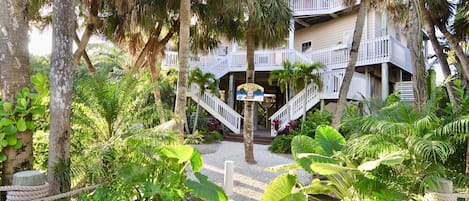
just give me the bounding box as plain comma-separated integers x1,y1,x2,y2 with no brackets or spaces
294,13,357,51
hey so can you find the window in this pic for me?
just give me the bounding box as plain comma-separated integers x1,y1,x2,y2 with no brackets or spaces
301,41,312,52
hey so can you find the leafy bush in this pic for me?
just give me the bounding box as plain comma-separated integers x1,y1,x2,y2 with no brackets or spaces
268,135,295,153
296,109,331,138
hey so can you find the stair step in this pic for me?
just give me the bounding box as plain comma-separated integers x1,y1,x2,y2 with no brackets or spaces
223,134,274,145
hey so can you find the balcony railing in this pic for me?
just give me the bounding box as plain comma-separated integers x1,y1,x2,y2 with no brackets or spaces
289,0,359,16
304,35,412,73
162,36,411,78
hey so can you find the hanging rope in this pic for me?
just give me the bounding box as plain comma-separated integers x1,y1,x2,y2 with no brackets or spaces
0,183,99,201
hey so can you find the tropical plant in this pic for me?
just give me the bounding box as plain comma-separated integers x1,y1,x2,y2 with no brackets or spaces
225,0,291,163
294,62,324,125
78,139,228,200
263,126,407,200
268,134,295,154
269,61,297,103
189,68,217,134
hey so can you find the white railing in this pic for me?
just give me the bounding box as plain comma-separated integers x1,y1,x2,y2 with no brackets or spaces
395,81,414,102
189,84,242,134
305,35,411,72
289,0,359,16
269,82,321,136
268,69,368,136
290,0,344,15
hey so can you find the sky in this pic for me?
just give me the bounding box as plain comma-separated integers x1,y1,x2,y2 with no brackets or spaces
29,28,53,56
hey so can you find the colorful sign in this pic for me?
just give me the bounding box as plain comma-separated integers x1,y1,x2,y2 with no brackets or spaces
236,83,264,102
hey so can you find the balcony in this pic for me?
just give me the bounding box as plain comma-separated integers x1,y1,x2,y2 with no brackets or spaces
162,36,412,78
304,35,412,73
289,0,358,17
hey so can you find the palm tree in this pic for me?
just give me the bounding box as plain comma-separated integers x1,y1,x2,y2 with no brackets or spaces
269,61,297,103
420,0,458,106
0,0,33,187
331,0,369,129
174,0,190,142
294,62,324,125
229,0,292,163
188,68,217,134
435,1,469,81
48,0,75,195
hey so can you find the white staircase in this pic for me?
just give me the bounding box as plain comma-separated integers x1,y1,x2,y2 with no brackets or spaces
188,84,242,134
268,69,368,136
269,82,321,136
395,81,414,102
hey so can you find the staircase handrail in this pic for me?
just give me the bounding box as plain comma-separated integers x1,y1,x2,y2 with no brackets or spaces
268,81,321,136
189,84,242,134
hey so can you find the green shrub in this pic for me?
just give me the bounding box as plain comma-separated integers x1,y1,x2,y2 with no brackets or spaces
298,109,331,138
268,135,295,153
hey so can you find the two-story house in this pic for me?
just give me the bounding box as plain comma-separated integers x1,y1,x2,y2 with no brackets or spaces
163,0,414,136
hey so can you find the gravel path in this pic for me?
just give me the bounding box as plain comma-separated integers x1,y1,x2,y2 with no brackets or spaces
189,141,311,201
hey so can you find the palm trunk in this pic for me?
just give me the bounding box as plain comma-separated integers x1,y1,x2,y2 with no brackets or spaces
192,92,201,134
437,23,469,81
331,1,367,129
48,0,75,195
420,1,457,106
148,52,166,123
0,0,33,191
174,0,190,142
302,78,308,126
408,1,427,111
243,18,256,164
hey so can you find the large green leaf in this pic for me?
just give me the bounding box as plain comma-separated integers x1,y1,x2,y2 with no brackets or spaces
296,153,340,173
315,126,346,156
310,163,356,175
265,163,302,172
159,145,194,164
190,149,203,172
291,135,316,159
358,151,406,171
4,125,17,136
17,118,27,132
299,179,332,195
261,174,306,201
185,172,228,201
6,136,17,146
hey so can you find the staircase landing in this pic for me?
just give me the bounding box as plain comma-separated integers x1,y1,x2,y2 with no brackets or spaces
223,128,274,145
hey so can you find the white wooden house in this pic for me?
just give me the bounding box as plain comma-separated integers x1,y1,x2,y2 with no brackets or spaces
162,0,414,136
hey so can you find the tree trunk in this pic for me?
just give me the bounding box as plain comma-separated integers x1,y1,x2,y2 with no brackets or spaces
302,78,308,126
437,23,469,81
466,139,469,176
192,95,201,134
420,0,457,106
48,0,75,195
331,1,367,129
73,31,96,74
174,0,190,142
72,0,100,67
407,1,427,112
243,18,256,164
0,0,33,190
148,52,166,123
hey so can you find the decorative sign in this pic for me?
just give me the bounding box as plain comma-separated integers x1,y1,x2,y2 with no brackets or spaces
236,83,264,102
